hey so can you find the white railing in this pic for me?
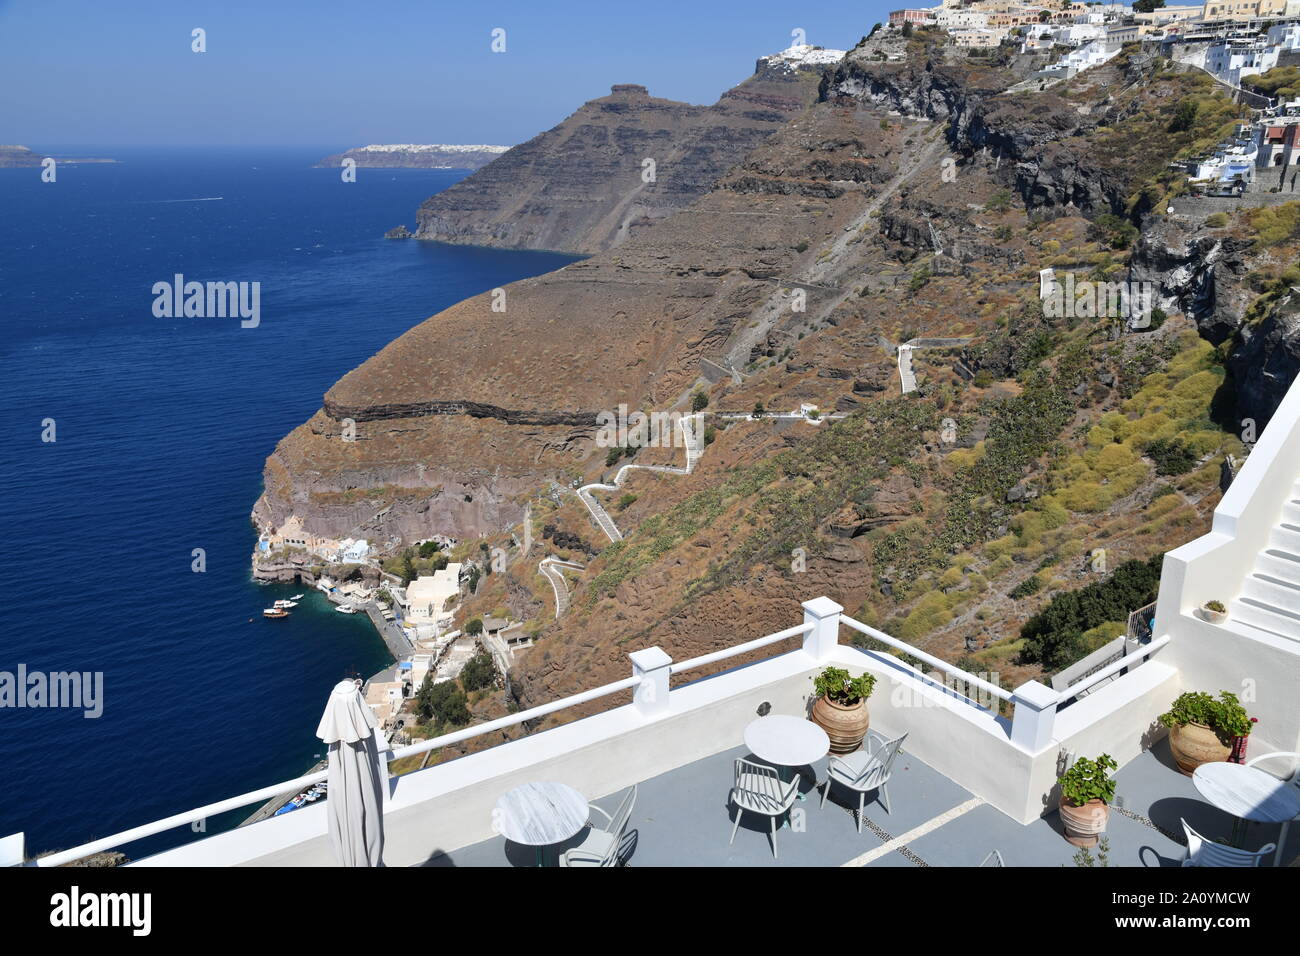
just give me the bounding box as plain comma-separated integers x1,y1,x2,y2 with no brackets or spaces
32,672,642,868
27,613,817,867
841,615,1013,704
670,622,812,675
20,595,1174,866
1054,635,1171,707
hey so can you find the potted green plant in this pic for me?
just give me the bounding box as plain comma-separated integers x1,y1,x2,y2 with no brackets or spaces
1159,691,1252,775
1058,753,1117,847
810,666,876,754
1200,600,1227,624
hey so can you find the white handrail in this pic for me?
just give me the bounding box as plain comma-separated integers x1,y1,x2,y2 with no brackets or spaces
1055,634,1171,705
388,675,640,761
840,614,1014,702
35,672,641,867
670,622,813,675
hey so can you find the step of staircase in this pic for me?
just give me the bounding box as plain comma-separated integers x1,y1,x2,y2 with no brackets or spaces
1269,522,1300,554
1280,499,1300,526
1241,572,1300,614
1230,595,1300,642
1255,548,1300,587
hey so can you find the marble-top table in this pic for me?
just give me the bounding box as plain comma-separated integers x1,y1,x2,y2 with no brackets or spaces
1193,762,1300,866
744,715,830,816
494,781,589,866
745,715,831,769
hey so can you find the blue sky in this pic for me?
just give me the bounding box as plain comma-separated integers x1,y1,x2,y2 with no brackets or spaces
0,0,896,149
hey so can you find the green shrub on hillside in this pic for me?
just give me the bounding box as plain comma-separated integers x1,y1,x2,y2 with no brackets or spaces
1243,65,1300,101
416,678,470,726
1009,575,1043,600
1247,203,1300,248
1144,437,1197,476
461,651,496,692
1018,555,1163,668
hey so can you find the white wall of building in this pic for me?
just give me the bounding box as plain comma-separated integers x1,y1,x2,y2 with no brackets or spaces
1157,376,1300,755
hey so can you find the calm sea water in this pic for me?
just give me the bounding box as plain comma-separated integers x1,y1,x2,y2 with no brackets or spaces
0,148,576,859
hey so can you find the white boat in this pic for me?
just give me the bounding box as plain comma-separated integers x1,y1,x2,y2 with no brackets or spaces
273,599,299,609
335,603,358,614
290,593,304,601
263,608,289,619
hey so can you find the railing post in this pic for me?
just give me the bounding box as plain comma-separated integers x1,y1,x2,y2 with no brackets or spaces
1009,680,1059,752
629,646,673,715
801,596,843,660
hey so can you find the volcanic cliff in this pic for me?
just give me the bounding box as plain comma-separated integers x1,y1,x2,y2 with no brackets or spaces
411,50,835,254
256,29,1300,742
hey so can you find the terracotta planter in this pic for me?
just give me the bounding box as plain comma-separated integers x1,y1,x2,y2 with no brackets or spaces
811,696,869,754
1169,721,1231,775
1059,795,1110,847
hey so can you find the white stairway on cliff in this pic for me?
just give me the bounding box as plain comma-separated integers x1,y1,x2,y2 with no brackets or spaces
1230,480,1300,643
578,413,705,544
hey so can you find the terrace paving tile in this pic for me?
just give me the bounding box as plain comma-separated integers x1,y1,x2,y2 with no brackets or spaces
421,738,1297,866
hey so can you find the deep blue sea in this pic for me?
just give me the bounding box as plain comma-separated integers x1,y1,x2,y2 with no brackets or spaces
0,148,576,860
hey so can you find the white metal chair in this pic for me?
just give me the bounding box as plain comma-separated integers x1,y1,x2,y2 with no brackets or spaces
980,849,1005,867
1244,750,1300,863
559,785,637,867
729,758,801,859
1180,818,1275,867
820,730,908,832
1245,751,1300,784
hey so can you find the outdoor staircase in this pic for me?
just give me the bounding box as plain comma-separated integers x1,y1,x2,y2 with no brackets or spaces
897,344,917,395
1229,484,1300,644
538,555,584,618
577,413,705,544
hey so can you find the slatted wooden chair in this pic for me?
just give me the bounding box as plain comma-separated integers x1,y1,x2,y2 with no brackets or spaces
819,730,908,832
1181,818,1275,867
729,759,801,859
560,785,637,867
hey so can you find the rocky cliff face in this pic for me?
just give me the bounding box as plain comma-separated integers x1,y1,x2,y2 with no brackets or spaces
1129,216,1300,428
257,31,1300,729
412,60,828,255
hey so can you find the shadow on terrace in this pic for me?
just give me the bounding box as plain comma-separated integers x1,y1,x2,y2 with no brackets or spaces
422,737,1298,868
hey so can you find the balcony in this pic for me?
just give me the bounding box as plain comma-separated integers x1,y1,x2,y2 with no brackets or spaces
13,595,1235,869
426,739,1294,867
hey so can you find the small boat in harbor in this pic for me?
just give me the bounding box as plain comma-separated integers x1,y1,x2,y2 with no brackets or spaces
263,607,290,619
290,593,304,601
335,603,358,614
272,782,326,816
273,599,299,609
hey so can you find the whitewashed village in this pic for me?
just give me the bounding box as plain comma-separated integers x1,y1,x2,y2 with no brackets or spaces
890,0,1300,195
252,517,535,752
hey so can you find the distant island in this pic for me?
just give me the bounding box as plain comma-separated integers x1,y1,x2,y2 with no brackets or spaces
0,145,117,167
315,144,510,171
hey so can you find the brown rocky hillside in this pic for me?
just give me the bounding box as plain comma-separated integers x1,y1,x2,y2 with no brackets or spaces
254,30,1300,754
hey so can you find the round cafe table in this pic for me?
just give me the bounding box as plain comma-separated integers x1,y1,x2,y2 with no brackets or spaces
1193,762,1300,867
744,715,830,819
494,781,590,867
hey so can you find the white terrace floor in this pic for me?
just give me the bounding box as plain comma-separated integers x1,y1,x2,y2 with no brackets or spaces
421,739,1298,867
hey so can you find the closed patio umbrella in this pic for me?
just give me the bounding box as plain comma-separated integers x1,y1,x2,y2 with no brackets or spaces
315,679,387,867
